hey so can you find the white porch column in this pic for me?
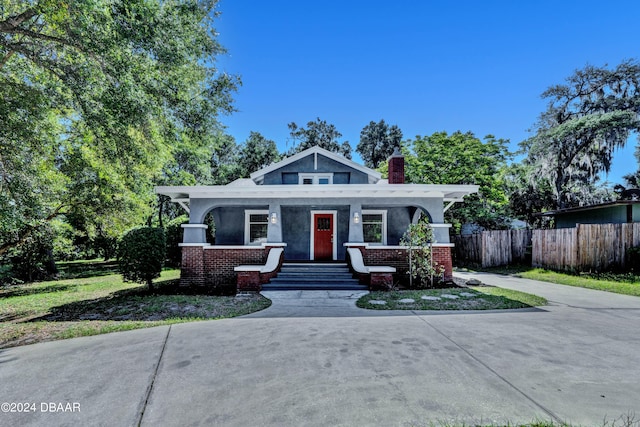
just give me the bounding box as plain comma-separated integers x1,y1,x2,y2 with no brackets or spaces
267,203,283,242
181,224,208,244
348,203,363,242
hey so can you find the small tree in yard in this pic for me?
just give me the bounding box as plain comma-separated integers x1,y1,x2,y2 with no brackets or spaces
118,227,166,290
400,220,444,288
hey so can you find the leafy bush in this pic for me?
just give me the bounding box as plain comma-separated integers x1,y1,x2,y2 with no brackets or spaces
627,246,640,272
117,227,166,289
2,225,58,284
400,219,444,288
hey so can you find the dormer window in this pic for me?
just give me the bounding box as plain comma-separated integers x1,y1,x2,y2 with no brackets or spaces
299,173,333,185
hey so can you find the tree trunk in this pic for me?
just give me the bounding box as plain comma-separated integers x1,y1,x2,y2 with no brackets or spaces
45,249,58,277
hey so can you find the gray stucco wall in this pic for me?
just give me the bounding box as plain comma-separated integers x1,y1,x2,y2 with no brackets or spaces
262,154,369,185
211,206,268,245
362,206,410,245
186,197,448,250
281,206,350,260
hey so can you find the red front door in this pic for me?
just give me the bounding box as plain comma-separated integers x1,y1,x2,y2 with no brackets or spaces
313,213,334,261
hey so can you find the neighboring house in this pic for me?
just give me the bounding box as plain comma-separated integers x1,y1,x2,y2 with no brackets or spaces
156,146,478,290
538,200,640,228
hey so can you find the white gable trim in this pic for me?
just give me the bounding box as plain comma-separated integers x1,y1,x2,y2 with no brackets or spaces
249,146,382,184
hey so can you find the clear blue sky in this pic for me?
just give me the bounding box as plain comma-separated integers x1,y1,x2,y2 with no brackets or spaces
214,0,639,185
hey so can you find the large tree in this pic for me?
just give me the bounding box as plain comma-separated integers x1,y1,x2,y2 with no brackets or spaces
357,120,403,169
287,118,352,158
622,145,640,190
405,131,511,231
0,0,238,257
521,60,640,209
238,131,281,176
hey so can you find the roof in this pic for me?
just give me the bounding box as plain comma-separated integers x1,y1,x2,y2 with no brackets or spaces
249,146,382,184
155,184,479,203
536,200,640,217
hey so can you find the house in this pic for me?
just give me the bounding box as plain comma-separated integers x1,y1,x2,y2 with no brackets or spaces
155,146,478,291
538,200,640,229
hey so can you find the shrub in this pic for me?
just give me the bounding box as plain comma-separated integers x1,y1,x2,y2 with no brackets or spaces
117,227,166,290
3,225,58,284
627,246,640,272
400,219,444,288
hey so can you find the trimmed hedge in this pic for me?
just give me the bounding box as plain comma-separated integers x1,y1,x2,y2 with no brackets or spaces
117,227,166,289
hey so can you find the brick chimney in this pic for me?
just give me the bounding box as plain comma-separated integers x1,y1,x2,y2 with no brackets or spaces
388,147,405,184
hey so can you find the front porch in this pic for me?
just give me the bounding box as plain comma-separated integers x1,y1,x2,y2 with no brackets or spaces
179,241,454,292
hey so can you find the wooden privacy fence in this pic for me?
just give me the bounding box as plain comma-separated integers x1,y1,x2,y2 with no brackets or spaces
454,229,532,268
532,223,640,272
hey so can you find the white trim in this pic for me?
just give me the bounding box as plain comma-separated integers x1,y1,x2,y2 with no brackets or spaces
178,243,211,247
429,223,453,228
156,183,479,201
363,244,455,249
310,210,337,261
175,199,190,214
181,223,208,229
244,210,269,245
298,173,334,185
443,200,456,213
204,245,266,250
362,210,387,245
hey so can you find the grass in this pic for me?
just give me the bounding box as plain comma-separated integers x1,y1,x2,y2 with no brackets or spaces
55,258,121,279
474,265,640,297
0,268,271,349
419,412,640,426
357,287,547,310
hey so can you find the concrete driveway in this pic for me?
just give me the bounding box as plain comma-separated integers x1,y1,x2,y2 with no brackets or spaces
1,273,640,426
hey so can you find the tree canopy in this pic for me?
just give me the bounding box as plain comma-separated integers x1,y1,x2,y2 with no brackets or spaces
286,118,352,158
356,120,403,169
520,60,640,209
0,0,238,257
404,131,511,231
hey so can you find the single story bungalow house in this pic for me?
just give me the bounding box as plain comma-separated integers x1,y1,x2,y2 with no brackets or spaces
156,146,478,291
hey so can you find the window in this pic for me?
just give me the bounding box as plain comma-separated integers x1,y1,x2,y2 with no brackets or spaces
245,210,268,245
299,173,333,185
362,210,387,245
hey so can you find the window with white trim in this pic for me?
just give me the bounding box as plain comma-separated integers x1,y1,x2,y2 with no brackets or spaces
362,210,387,245
244,210,268,245
299,173,333,185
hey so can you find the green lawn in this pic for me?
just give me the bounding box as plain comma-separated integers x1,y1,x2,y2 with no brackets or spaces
0,269,270,349
357,287,546,310
476,265,640,297
519,269,640,296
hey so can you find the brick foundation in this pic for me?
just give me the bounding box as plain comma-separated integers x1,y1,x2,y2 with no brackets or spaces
236,271,262,292
362,245,453,285
180,245,266,290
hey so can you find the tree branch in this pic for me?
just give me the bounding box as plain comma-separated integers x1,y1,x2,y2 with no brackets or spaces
0,8,39,33
0,204,68,257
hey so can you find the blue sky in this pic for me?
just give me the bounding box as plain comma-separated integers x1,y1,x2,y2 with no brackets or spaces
214,0,639,185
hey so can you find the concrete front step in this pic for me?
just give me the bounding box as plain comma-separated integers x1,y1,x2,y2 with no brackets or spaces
265,262,366,291
261,283,368,291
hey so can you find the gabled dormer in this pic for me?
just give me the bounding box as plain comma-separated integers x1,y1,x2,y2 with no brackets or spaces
249,146,382,185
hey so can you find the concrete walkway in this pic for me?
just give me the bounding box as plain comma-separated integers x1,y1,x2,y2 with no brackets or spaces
1,274,640,426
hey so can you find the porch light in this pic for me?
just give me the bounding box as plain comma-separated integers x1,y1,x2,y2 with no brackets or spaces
353,212,360,224
270,212,277,224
